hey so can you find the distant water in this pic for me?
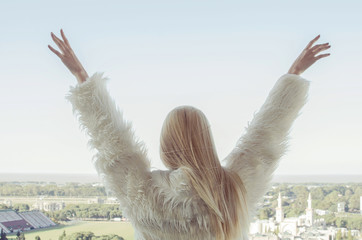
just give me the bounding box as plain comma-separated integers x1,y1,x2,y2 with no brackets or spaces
0,173,361,184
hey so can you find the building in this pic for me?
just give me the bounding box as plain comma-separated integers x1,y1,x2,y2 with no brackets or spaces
2,200,12,207
18,211,56,229
249,192,361,240
250,193,318,237
315,209,330,216
43,202,65,212
250,219,276,235
279,217,298,236
88,197,104,204
32,200,65,212
337,202,345,213
305,193,314,227
0,210,31,234
105,197,120,204
275,193,284,223
0,209,56,234
249,234,278,240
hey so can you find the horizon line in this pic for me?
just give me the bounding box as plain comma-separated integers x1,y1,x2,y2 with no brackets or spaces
1,172,362,175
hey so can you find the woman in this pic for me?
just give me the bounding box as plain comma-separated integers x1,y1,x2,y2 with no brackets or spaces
49,30,330,240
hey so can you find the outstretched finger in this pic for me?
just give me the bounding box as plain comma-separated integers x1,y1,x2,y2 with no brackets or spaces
48,45,63,59
60,29,71,48
314,45,331,54
310,43,329,52
311,46,330,56
305,35,321,49
315,53,331,60
51,32,67,53
311,43,330,53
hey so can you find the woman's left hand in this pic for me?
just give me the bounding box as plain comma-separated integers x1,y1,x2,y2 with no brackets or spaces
48,29,89,84
288,35,331,75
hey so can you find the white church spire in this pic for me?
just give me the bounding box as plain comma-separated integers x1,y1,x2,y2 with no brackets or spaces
276,192,284,223
278,192,282,208
306,192,314,227
308,192,312,209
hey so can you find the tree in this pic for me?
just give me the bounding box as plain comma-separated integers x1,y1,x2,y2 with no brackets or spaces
274,226,280,236
0,205,9,210
93,235,124,240
66,231,94,240
13,204,30,212
324,214,336,226
292,186,309,199
1,229,8,240
59,232,125,240
348,195,360,211
336,229,342,240
15,231,25,240
336,218,347,228
311,187,325,201
59,230,66,240
19,233,25,240
259,208,269,220
347,230,353,240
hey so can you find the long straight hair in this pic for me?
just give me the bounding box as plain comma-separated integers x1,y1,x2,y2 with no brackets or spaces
160,105,248,240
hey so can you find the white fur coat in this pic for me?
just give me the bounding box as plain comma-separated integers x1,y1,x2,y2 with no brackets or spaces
65,73,310,240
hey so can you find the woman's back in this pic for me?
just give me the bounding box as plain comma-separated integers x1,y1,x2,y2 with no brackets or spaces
131,169,214,240
125,168,250,240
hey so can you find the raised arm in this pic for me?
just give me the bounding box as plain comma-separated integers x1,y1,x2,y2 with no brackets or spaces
49,29,152,210
222,35,330,217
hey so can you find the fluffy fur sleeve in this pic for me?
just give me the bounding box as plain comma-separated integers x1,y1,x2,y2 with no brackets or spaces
223,73,310,218
65,72,152,210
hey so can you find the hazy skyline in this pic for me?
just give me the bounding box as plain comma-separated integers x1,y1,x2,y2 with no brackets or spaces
1,1,361,175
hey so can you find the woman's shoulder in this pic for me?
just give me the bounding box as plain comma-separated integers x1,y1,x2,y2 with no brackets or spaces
151,168,192,194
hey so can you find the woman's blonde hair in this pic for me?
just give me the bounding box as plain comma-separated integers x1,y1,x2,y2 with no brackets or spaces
160,105,248,240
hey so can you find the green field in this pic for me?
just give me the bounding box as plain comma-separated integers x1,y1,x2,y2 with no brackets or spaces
9,221,135,240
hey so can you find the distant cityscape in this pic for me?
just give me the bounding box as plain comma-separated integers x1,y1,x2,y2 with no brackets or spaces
0,177,361,240
0,173,361,184
249,192,362,240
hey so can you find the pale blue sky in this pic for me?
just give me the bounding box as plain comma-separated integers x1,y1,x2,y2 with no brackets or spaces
0,0,361,175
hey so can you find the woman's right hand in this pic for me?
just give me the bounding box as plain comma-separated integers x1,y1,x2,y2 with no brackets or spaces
48,29,89,84
288,35,331,75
